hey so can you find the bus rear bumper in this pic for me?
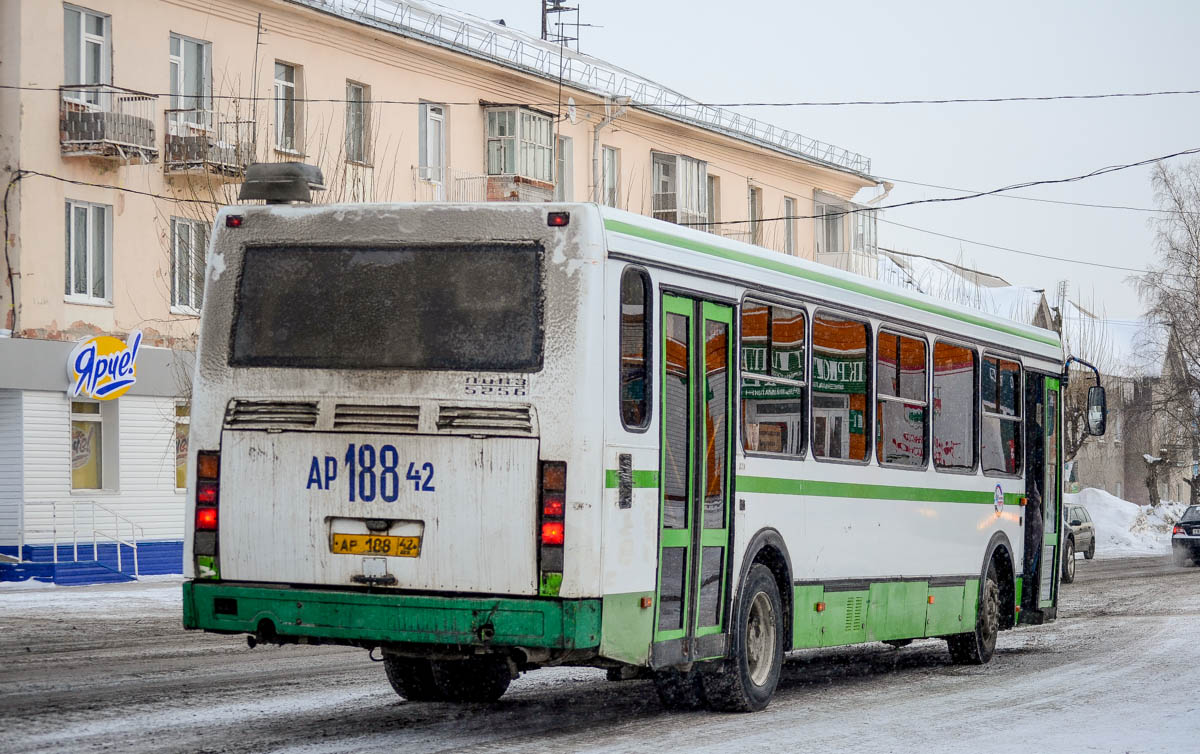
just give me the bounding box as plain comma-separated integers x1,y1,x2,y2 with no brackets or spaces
182,581,602,650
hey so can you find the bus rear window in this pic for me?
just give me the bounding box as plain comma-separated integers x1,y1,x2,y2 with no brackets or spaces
229,244,544,370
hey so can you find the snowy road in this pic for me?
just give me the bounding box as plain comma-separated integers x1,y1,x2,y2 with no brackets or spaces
2,557,1198,753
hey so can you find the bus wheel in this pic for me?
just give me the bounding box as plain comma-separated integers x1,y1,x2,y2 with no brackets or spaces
652,668,706,710
700,563,783,712
430,656,512,703
383,656,443,702
1061,539,1076,584
947,561,999,665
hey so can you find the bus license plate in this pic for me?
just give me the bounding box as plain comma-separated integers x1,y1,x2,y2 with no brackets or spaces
330,533,421,557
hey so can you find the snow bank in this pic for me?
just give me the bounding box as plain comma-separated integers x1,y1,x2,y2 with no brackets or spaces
1065,488,1185,559
0,576,182,618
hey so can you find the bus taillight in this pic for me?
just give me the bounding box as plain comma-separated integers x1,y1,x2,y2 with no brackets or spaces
539,461,566,595
194,450,221,579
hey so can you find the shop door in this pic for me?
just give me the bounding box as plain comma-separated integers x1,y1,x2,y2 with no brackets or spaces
653,294,734,663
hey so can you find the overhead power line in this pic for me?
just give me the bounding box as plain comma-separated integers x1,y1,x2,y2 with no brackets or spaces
691,145,1200,227
877,175,1200,216
5,84,1200,108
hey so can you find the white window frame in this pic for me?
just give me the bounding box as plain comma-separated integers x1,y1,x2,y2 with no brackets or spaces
70,399,117,493
63,5,111,105
601,145,619,207
346,81,370,165
419,102,446,183
274,61,302,153
168,33,212,130
64,199,112,305
486,107,553,182
651,152,707,226
706,174,720,232
555,135,573,201
814,199,845,256
170,216,208,314
749,185,763,246
784,196,797,254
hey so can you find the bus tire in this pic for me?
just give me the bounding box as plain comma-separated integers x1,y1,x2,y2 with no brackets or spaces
652,668,707,710
1061,538,1076,584
947,560,999,665
699,563,783,712
430,656,512,703
383,656,443,702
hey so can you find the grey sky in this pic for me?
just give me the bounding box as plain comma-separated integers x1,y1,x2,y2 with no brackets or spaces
442,0,1200,323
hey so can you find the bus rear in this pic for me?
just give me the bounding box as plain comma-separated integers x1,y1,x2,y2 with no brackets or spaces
183,195,606,701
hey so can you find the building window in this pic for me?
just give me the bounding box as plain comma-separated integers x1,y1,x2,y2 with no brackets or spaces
168,33,211,129
748,186,763,245
651,152,707,226
741,300,806,456
812,311,870,462
555,135,573,201
71,401,105,490
933,341,977,471
274,62,301,152
783,197,797,254
814,199,845,256
63,5,110,103
486,108,552,182
601,146,620,207
853,209,877,252
981,355,1022,476
876,330,928,468
346,81,370,164
175,403,190,490
619,267,651,429
706,175,720,231
170,217,208,312
418,102,445,182
64,199,111,303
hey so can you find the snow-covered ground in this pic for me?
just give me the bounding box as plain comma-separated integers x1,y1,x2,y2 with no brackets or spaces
1065,487,1186,559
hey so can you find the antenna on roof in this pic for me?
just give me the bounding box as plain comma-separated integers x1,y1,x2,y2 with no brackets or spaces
541,0,584,51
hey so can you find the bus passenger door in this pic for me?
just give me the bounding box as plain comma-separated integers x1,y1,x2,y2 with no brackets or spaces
653,294,734,665
1037,378,1062,612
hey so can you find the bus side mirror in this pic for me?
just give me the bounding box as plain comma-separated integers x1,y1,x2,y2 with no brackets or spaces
1086,385,1107,436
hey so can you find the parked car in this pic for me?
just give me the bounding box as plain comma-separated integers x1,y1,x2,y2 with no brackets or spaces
1171,505,1200,566
1061,503,1096,583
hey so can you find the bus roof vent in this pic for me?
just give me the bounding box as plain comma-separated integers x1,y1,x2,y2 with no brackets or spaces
333,403,420,433
224,399,319,430
437,405,533,436
239,162,326,204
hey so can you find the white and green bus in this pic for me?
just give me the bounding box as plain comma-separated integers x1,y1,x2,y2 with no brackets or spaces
182,165,1106,711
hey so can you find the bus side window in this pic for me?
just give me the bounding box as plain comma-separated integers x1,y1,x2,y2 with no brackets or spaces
876,330,928,468
811,310,870,463
741,300,806,457
933,341,978,472
619,267,651,430
982,355,1023,475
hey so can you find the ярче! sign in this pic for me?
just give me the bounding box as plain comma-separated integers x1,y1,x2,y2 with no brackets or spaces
68,331,143,400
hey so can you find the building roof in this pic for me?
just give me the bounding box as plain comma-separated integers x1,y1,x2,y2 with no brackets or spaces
291,0,874,178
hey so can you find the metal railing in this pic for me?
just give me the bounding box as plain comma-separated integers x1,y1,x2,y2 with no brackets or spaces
164,109,256,176
411,165,489,202
60,84,158,162
306,0,872,175
16,500,144,577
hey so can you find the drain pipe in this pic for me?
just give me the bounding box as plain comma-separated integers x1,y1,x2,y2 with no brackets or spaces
592,96,630,203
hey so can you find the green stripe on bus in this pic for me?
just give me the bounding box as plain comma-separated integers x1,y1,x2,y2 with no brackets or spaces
604,469,661,488
603,218,1061,349
737,476,1024,505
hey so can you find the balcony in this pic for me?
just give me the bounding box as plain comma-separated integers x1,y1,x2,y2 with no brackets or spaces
164,110,254,179
60,85,158,163
411,166,490,202
651,192,707,227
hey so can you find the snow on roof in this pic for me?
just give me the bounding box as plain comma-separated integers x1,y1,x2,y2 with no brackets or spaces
295,0,873,177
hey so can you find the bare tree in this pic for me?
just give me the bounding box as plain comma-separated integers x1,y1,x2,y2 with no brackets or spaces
1137,160,1200,505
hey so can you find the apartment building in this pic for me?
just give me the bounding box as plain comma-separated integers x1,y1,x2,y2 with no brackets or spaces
0,0,881,582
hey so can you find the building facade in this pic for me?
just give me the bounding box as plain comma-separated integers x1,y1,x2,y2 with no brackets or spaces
0,0,880,581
